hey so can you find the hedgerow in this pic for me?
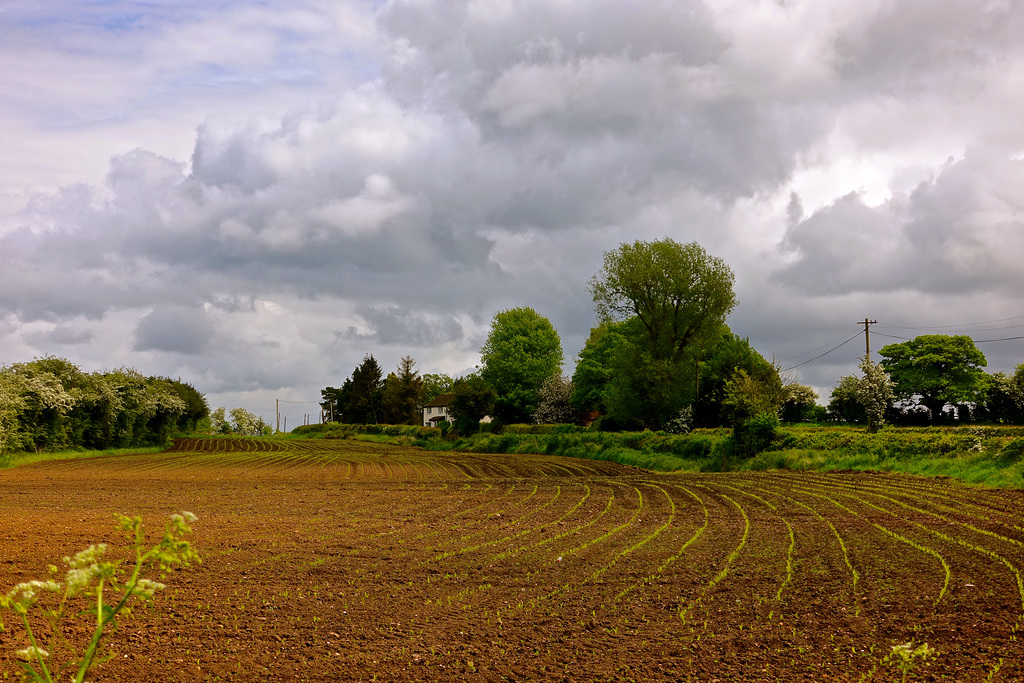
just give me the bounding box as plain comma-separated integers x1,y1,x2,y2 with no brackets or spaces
289,422,1024,485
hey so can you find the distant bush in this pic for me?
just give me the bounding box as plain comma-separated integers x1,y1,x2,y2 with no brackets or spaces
998,438,1024,464
289,423,441,440
502,423,583,435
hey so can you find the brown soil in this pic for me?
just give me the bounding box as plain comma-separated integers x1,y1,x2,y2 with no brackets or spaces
2,437,1023,681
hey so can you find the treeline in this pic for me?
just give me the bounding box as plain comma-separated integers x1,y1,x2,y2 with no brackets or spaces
0,357,208,454
321,239,1024,447
828,336,1024,428
321,240,820,447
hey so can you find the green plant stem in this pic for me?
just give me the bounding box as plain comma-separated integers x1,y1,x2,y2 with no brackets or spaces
74,546,149,682
20,612,54,683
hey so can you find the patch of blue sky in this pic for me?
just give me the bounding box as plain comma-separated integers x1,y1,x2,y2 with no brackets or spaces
150,62,321,94
8,0,213,33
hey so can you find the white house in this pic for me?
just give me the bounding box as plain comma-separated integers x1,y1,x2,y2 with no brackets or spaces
422,393,456,427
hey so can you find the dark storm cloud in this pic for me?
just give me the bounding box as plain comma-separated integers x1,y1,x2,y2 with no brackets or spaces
133,306,215,355
336,306,465,348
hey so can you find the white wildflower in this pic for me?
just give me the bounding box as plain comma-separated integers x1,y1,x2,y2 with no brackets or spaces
64,544,106,569
133,579,166,598
16,645,49,661
6,580,61,608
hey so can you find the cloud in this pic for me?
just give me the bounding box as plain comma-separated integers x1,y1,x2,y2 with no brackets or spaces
775,147,1024,296
133,306,216,355
337,306,466,347
24,325,95,347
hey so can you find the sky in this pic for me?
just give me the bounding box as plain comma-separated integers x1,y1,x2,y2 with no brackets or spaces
2,0,1024,429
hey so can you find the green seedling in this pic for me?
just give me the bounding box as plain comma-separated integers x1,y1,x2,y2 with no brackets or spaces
0,512,199,683
889,641,935,682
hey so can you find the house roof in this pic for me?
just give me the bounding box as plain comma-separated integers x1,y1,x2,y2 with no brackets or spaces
423,393,456,408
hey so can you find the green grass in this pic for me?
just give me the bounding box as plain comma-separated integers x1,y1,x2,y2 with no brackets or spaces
0,445,169,469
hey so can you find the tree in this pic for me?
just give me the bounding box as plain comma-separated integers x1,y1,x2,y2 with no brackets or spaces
348,354,384,424
588,239,737,363
479,307,563,423
533,375,581,425
829,358,895,432
601,339,694,430
878,335,987,422
448,374,496,435
583,239,737,430
570,321,630,416
828,376,866,424
322,355,384,424
161,378,209,432
692,329,775,427
229,407,272,436
421,373,454,405
381,356,424,425
722,368,783,426
320,383,348,423
853,357,895,433
980,365,1024,424
0,358,201,453
779,384,819,424
209,407,231,434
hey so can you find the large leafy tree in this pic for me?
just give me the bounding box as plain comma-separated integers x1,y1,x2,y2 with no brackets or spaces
479,307,563,423
570,320,631,416
878,335,987,421
588,239,737,363
582,239,737,430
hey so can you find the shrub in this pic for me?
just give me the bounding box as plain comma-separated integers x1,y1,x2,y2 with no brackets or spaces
732,411,780,457
998,438,1024,464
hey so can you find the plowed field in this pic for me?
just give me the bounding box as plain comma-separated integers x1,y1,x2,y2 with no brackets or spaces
2,437,1023,681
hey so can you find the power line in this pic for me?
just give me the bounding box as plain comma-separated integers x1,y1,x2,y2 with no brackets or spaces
875,314,1024,334
782,331,862,371
780,331,864,363
974,334,1024,343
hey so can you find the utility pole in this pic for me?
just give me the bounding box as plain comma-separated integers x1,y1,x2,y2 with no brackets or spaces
276,399,280,433
858,318,877,358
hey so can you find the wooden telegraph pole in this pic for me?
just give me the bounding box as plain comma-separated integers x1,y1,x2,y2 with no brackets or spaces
858,318,877,358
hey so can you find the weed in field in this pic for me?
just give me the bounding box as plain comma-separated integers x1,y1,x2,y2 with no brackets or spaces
888,641,935,682
0,512,199,683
